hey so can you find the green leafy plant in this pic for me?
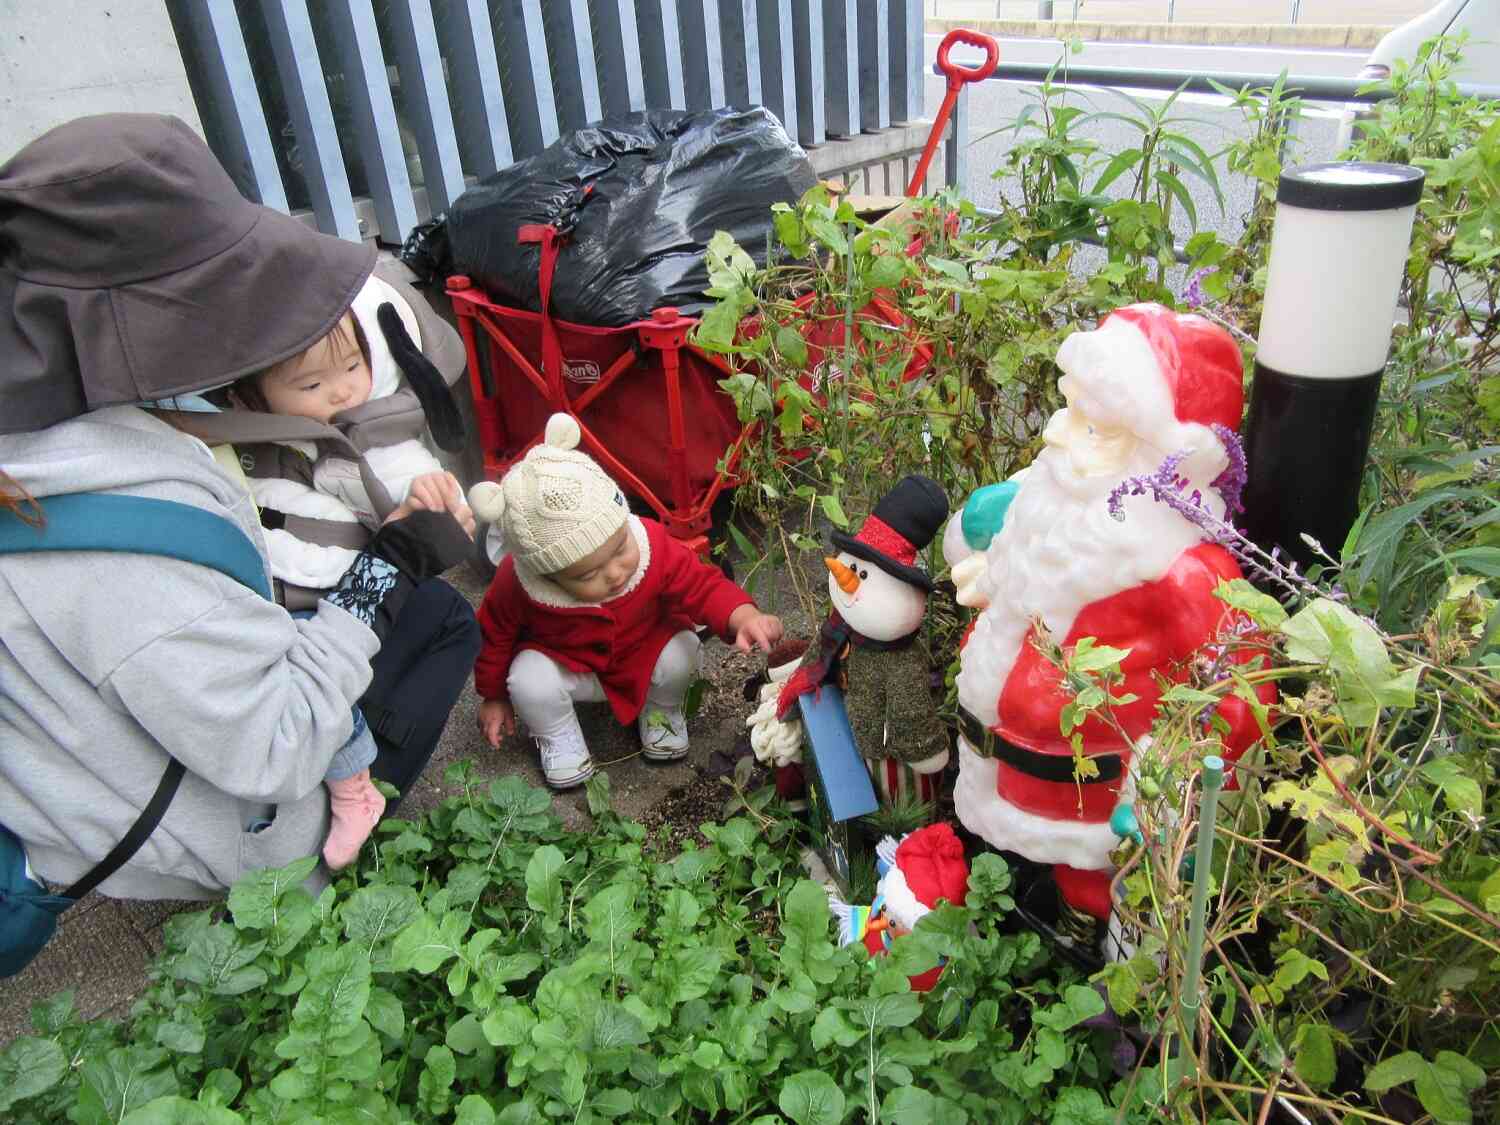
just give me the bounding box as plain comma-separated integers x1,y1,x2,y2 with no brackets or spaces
1,766,1137,1124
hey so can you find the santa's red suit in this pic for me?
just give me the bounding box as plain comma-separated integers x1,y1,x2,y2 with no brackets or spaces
951,303,1277,922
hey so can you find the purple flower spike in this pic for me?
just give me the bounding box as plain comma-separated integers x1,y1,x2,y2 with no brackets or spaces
1209,425,1247,515
1182,268,1212,308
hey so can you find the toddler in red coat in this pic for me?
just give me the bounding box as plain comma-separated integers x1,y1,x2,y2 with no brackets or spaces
468,414,782,788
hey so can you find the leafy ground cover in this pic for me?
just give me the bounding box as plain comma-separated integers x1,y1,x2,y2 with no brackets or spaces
1,767,1124,1124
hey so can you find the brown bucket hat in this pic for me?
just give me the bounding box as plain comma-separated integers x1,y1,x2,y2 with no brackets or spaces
0,113,376,434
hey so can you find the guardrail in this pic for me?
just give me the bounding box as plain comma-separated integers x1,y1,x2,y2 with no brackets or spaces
960,59,1500,102
928,0,1399,25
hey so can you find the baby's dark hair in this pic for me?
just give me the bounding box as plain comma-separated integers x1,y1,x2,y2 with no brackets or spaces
216,312,369,412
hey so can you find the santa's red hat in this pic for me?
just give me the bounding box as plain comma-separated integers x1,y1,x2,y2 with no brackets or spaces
1057,303,1244,467
1105,303,1243,431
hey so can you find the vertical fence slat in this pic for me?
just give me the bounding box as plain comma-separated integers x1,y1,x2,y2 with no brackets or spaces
636,0,687,110
888,0,923,122
718,0,761,107
438,0,512,177
678,1,726,110
493,0,559,156
944,85,968,190
857,0,889,131
545,0,603,132
386,0,466,215
790,0,824,145
821,0,859,137
323,1,416,242
755,0,797,135
176,0,288,210
593,0,646,117
260,0,361,239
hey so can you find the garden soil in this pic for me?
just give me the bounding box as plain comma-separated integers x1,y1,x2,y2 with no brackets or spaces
0,535,829,1045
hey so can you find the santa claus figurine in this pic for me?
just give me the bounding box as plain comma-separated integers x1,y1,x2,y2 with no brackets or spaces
830,822,969,992
768,474,951,807
947,303,1276,927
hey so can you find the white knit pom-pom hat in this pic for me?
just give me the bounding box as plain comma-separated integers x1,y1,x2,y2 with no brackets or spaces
467,414,628,575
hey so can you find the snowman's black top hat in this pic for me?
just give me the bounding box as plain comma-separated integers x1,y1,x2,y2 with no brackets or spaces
830,474,949,592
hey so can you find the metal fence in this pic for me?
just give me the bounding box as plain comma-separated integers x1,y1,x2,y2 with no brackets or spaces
166,1,949,245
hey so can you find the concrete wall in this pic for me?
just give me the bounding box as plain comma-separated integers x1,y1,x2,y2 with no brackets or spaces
0,0,201,160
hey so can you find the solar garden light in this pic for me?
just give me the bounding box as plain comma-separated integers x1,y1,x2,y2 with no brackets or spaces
1241,162,1425,572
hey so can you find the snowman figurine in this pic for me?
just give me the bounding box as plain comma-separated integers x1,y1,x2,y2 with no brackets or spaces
765,474,951,807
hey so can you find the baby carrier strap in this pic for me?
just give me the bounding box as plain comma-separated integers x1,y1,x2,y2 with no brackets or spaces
0,492,274,978
165,410,397,520
332,387,429,453
237,440,374,552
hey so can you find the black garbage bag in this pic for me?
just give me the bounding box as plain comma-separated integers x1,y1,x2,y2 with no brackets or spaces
417,107,815,326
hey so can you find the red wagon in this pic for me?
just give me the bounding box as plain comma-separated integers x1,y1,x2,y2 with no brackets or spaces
449,31,998,565
448,225,748,561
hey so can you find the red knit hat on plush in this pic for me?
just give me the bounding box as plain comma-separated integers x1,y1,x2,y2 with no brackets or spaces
893,823,969,909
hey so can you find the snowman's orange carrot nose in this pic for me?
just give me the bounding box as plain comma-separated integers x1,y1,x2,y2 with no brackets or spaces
826,557,860,593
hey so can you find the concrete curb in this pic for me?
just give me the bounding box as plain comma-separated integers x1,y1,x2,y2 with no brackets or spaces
927,17,1391,49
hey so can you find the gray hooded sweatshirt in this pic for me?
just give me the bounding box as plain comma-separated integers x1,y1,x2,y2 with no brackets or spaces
0,406,379,899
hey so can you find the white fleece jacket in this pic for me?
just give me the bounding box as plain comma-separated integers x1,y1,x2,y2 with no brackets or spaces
249,275,446,590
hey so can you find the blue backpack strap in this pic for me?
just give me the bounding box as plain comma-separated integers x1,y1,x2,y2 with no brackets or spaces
0,493,273,600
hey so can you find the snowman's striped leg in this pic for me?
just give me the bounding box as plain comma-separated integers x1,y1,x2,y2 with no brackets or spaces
868,749,950,812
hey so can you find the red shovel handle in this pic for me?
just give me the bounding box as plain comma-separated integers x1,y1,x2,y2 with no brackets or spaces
936,29,999,90
906,29,1000,196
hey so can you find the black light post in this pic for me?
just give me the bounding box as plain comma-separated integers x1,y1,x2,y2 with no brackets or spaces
1242,162,1425,571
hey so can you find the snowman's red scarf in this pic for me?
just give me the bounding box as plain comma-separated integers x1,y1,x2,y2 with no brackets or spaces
775,611,918,719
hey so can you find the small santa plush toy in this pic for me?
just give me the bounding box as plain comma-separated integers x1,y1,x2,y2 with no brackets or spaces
947,303,1277,925
772,474,951,806
830,822,970,992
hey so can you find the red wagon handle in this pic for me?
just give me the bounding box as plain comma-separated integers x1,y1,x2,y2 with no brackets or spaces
906,28,1000,197
936,28,1000,87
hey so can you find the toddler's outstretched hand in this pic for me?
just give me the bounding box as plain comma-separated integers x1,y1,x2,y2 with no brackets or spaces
730,606,784,654
409,471,477,538
478,699,516,748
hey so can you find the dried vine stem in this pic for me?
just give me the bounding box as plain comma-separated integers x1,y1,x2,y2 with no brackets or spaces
1370,839,1500,938
1299,716,1441,867
1203,1082,1404,1125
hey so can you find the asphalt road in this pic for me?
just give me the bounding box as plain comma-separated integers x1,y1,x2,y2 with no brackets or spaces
926,33,1370,265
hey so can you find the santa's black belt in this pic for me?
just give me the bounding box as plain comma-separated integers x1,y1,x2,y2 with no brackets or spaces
957,711,1124,784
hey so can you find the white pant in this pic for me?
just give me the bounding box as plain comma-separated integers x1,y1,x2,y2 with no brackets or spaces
507,630,701,743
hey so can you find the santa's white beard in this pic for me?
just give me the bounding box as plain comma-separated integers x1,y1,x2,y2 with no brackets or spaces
956,442,1224,728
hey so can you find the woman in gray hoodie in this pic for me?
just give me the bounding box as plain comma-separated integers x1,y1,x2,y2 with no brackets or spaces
0,114,479,900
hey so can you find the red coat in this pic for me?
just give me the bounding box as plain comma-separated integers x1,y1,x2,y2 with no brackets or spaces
990,543,1276,820
475,518,752,723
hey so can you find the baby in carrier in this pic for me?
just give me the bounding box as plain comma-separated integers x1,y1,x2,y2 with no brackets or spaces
219,274,473,868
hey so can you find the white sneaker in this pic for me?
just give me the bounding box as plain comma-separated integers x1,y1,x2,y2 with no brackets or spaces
638,705,689,761
536,722,595,790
